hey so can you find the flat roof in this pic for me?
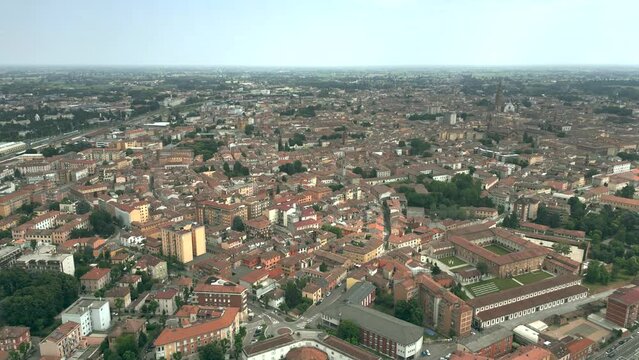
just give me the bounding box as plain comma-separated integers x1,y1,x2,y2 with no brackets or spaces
323,303,422,345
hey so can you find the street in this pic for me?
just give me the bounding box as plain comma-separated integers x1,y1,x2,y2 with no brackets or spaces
589,332,639,360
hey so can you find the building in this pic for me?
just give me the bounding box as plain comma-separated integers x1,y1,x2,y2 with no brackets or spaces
196,201,248,228
0,142,27,157
342,240,383,264
161,221,206,263
155,289,179,315
0,326,30,352
343,281,376,307
606,286,639,327
0,246,22,268
243,333,382,360
61,297,111,336
456,325,513,358
467,274,588,329
302,283,322,304
15,253,75,276
154,307,240,360
0,191,31,217
105,287,132,310
599,194,639,212
513,197,540,222
322,303,423,359
80,267,111,293
135,254,168,280
447,225,549,278
416,274,473,337
39,321,83,359
193,280,248,320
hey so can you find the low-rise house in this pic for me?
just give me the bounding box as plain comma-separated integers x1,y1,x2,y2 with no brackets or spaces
80,267,111,293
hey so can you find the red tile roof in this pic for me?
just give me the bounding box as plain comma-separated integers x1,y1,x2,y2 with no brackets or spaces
154,308,238,346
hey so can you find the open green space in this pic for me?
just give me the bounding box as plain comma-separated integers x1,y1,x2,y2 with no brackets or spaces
465,278,520,297
513,271,553,284
484,244,513,255
439,256,467,267
450,265,474,273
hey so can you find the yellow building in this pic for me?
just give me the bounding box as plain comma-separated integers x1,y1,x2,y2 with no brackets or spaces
342,240,383,265
161,221,206,263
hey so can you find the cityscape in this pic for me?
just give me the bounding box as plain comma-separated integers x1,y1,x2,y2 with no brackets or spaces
1,2,639,360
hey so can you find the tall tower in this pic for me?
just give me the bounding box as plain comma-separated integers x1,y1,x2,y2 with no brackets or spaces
494,80,503,112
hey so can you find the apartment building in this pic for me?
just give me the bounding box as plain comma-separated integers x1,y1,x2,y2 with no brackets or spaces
39,321,83,359
196,201,247,227
15,253,75,276
193,280,248,319
61,297,111,336
342,240,384,264
605,286,639,328
0,190,31,217
161,221,205,263
154,308,240,360
416,274,473,337
0,246,22,268
0,326,30,352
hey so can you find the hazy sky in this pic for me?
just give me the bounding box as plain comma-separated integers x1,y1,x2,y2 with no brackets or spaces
1,0,637,67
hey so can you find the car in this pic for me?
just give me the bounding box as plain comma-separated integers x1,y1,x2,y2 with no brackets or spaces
608,353,616,358
251,339,258,344
445,354,452,359
421,350,430,356
327,291,331,296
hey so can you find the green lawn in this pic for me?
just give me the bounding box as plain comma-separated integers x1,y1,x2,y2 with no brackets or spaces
513,271,553,284
439,256,467,267
450,265,474,273
465,278,521,297
484,244,513,255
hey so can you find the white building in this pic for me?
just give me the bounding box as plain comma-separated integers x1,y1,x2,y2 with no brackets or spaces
61,298,111,336
15,253,75,276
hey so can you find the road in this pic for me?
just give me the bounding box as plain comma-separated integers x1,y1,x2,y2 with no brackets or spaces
590,333,639,360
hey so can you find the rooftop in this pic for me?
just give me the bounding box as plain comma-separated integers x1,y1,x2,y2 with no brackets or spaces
323,303,423,345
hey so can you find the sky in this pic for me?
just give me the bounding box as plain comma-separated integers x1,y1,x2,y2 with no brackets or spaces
0,0,637,67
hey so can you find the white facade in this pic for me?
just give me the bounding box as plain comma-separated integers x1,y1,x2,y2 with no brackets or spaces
396,337,423,359
61,298,111,336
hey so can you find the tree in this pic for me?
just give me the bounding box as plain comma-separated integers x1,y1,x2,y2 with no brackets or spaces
198,342,225,360
337,320,360,344
146,300,159,317
76,201,91,215
319,262,328,272
29,240,37,251
476,261,489,276
616,184,636,199
114,298,124,319
395,298,423,326
125,149,134,156
431,263,442,275
502,212,520,229
233,327,246,359
41,147,59,157
89,209,118,237
284,281,302,309
172,352,183,360
552,243,571,255
244,124,255,136
231,216,245,232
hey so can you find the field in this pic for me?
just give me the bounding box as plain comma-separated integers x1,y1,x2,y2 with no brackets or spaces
466,278,520,297
513,271,553,284
439,256,467,267
484,244,513,255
